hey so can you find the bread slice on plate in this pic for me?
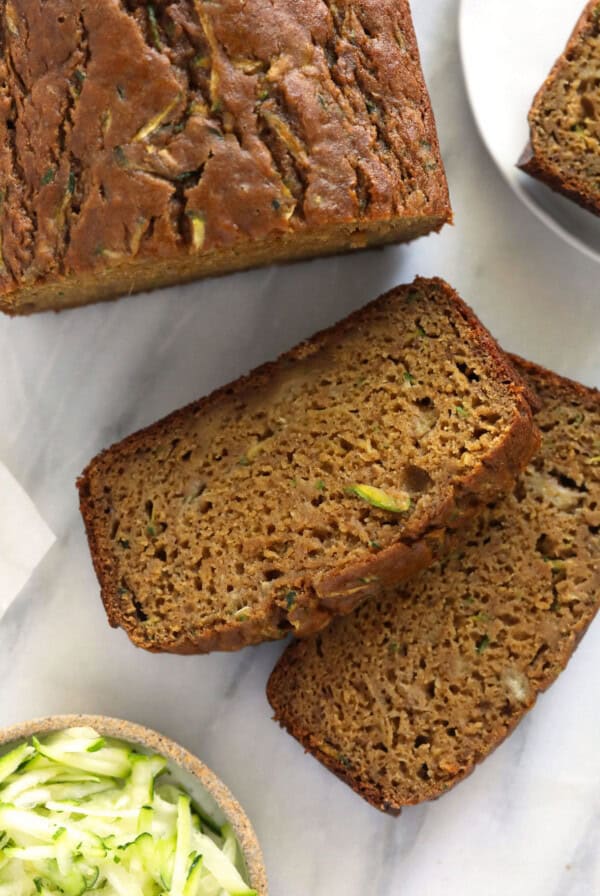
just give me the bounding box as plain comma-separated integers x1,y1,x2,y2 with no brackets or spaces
78,278,538,655
0,0,450,315
518,1,600,215
267,360,600,814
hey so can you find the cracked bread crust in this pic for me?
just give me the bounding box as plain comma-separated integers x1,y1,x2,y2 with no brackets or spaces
78,278,539,655
518,1,600,216
0,0,451,315
267,359,600,814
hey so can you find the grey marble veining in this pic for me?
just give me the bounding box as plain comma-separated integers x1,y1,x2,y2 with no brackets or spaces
1,2,599,894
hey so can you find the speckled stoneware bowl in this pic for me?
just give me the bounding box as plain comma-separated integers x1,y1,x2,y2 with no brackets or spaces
0,714,268,896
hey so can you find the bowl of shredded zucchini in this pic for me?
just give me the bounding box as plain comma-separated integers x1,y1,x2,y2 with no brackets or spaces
0,715,267,896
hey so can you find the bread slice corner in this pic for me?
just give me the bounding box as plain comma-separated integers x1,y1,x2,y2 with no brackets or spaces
518,1,600,216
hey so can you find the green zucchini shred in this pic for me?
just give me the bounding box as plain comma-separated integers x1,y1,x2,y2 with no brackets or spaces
0,728,255,896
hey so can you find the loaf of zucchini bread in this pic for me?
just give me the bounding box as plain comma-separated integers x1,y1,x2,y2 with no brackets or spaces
78,278,538,654
519,1,600,215
0,0,451,315
267,360,600,814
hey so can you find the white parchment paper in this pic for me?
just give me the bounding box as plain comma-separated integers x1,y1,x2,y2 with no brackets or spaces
0,462,55,620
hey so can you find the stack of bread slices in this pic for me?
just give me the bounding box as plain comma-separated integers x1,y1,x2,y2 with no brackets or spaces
0,0,597,819
78,276,600,813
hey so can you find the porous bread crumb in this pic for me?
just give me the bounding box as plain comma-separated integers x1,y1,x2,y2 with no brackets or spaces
78,278,538,654
267,360,600,813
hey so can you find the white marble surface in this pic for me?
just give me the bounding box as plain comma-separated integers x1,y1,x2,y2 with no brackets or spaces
0,2,599,893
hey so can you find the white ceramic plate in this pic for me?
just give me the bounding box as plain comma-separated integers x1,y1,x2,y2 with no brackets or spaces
459,0,600,263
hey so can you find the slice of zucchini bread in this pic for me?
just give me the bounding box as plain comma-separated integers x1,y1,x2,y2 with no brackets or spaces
519,1,600,215
267,360,600,814
78,278,538,654
0,0,450,316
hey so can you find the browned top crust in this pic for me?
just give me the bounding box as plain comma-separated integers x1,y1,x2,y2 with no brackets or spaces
518,1,600,215
267,358,600,814
0,0,450,308
77,277,539,655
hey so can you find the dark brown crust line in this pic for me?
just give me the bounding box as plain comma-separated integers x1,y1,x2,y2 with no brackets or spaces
78,277,540,655
518,1,600,216
267,359,600,815
0,0,451,315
